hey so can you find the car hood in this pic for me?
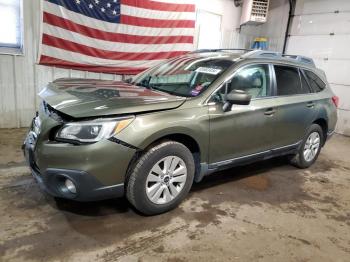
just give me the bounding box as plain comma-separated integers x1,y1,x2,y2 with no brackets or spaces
39,78,186,118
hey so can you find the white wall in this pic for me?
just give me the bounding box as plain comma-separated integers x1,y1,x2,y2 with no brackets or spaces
239,0,290,51
286,0,350,136
0,0,243,128
194,0,290,54
194,0,242,48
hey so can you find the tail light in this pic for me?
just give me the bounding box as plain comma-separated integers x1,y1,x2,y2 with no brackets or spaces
331,96,339,108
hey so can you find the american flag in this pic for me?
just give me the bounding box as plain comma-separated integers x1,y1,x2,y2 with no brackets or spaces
39,0,196,75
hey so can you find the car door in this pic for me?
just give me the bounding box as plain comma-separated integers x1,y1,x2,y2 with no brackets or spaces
208,63,277,165
269,65,317,148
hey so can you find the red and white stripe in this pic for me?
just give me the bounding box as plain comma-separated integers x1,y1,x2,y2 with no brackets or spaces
39,0,196,75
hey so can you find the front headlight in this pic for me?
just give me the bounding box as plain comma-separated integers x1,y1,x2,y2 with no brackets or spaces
55,117,134,143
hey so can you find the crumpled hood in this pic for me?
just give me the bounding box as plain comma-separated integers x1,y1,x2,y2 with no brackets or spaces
39,78,186,118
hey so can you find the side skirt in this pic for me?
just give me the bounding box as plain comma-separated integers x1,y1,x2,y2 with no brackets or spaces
195,141,301,182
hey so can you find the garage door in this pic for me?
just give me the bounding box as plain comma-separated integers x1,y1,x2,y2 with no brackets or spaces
286,0,350,136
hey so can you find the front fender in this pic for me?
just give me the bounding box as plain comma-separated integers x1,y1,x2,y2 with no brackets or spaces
116,106,210,163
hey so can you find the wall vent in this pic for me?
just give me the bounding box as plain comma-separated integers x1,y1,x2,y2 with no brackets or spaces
240,0,269,25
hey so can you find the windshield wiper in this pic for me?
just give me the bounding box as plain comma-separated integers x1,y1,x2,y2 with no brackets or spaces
150,86,186,97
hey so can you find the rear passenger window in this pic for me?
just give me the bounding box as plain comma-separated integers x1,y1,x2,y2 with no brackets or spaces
274,66,304,96
304,70,326,92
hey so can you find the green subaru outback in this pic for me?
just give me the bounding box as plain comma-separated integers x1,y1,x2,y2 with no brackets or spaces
23,49,338,215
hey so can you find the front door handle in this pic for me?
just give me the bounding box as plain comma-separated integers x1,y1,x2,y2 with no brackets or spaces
264,108,276,116
307,102,315,108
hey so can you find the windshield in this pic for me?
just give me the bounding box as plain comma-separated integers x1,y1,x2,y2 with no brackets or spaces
131,56,234,97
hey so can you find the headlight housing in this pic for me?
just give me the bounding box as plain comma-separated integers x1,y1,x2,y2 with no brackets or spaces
55,117,134,143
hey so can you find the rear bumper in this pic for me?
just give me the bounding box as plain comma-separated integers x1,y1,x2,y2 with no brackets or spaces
326,130,335,141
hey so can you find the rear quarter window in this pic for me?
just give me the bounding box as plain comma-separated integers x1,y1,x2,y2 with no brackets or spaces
304,70,326,92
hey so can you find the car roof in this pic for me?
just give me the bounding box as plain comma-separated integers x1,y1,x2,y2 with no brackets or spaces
188,49,317,70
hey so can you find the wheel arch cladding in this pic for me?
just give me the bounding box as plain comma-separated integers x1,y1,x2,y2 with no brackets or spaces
313,118,328,145
129,133,202,184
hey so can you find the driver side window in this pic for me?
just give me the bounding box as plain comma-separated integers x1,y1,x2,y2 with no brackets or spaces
214,64,271,102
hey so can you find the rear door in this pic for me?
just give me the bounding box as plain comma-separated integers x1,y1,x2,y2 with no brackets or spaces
270,65,317,148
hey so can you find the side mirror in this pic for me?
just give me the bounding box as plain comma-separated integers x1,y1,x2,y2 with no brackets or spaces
223,89,252,112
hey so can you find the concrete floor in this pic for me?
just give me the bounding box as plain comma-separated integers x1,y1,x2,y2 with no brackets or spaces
0,128,349,262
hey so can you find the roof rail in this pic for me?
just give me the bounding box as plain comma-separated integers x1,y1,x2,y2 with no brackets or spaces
241,50,281,58
191,48,253,53
242,50,315,67
190,49,315,67
282,54,315,67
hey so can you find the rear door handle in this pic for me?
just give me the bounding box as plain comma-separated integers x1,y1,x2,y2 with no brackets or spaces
307,102,315,108
264,108,276,116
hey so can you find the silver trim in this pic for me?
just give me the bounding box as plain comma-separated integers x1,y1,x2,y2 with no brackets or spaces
94,183,124,191
213,150,269,167
272,141,301,151
210,141,301,168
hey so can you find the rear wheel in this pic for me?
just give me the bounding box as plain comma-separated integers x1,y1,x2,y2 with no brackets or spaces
126,141,195,215
289,124,323,168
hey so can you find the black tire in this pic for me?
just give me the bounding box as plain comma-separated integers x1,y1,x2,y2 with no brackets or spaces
289,124,324,169
126,141,195,215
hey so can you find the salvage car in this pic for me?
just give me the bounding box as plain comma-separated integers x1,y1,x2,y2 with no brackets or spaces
23,49,338,215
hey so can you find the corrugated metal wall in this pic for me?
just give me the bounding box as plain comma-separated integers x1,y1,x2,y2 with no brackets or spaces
286,0,350,136
0,0,125,128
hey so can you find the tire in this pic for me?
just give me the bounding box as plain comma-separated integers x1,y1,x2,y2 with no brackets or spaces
289,124,324,169
126,141,195,215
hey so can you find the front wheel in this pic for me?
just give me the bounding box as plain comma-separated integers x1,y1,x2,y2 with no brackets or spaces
126,141,195,215
289,124,324,168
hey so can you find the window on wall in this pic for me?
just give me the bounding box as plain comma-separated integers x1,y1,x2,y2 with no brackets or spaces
197,10,222,49
0,0,23,54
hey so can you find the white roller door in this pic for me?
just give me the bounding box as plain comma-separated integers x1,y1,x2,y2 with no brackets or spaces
286,0,350,135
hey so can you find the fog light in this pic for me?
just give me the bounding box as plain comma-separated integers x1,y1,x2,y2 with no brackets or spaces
64,179,77,194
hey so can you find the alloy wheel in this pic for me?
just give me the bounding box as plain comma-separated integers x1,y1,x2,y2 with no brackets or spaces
303,131,321,162
146,156,187,204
